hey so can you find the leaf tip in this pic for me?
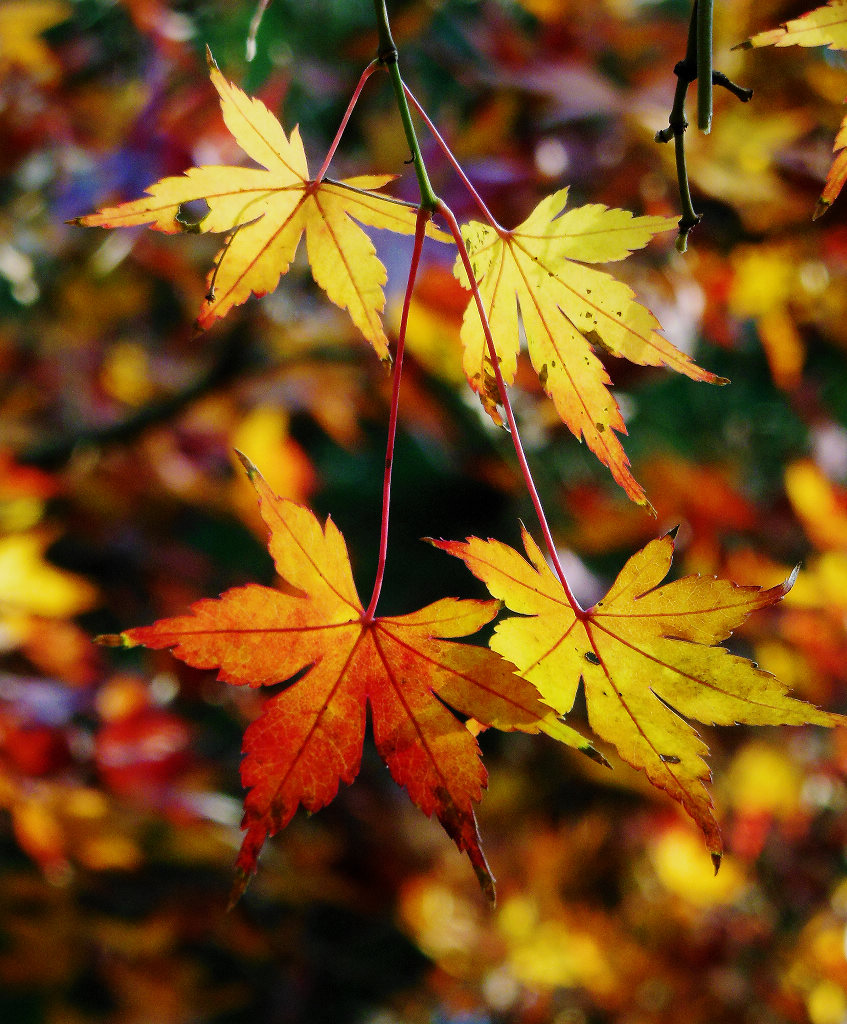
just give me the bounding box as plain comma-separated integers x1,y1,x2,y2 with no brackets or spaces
778,563,801,601
424,536,453,554
586,744,612,769
234,449,260,481
94,632,137,649
205,45,218,71
711,850,722,875
761,563,801,606
814,198,831,221
472,855,497,906
227,867,251,911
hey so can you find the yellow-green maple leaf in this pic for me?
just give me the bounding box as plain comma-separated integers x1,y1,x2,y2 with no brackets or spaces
739,1,847,50
434,528,844,862
75,51,448,357
454,191,722,505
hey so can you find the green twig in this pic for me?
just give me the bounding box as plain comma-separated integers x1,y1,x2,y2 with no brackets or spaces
372,0,439,213
697,0,713,133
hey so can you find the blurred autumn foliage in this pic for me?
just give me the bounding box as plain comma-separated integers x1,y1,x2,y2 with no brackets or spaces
5,0,847,1022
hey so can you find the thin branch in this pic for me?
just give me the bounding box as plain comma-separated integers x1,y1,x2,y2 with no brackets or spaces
363,209,429,622
656,0,752,251
403,83,504,230
17,327,254,470
655,6,702,252
314,60,380,185
437,199,585,617
246,0,272,61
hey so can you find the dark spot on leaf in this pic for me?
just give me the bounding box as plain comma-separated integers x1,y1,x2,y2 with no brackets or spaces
176,198,209,232
660,754,681,764
584,651,600,665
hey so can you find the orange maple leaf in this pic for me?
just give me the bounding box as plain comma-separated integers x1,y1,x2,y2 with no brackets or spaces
435,528,844,864
99,456,595,901
74,51,448,354
816,110,847,218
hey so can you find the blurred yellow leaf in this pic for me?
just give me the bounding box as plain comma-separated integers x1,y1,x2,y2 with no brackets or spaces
725,740,802,817
0,531,97,618
785,459,847,551
788,551,847,608
680,107,811,230
650,826,746,906
498,896,620,995
730,246,794,316
808,980,847,1024
231,405,316,528
11,796,68,880
730,245,805,389
0,0,70,80
100,341,156,407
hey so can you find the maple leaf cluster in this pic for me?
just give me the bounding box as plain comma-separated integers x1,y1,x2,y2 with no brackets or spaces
76,47,846,898
99,456,843,895
76,53,711,506
6,2,847,1020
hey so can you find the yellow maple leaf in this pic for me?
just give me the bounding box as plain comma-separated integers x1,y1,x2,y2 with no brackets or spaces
435,528,843,862
453,190,722,505
738,3,847,216
739,1,847,50
75,51,448,357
